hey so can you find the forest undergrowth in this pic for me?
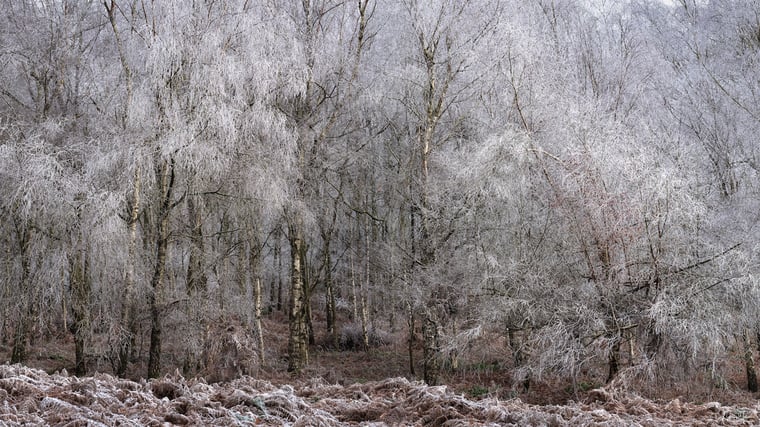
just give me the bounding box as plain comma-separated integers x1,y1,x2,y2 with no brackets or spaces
1,314,759,426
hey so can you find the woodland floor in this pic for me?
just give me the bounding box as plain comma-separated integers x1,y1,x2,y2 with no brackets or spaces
0,314,759,425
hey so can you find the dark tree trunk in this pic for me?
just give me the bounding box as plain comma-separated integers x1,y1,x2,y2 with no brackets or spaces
186,194,207,295
422,312,440,385
607,340,620,384
11,225,31,365
11,318,28,364
325,268,338,348
70,249,91,376
744,331,758,393
147,158,174,379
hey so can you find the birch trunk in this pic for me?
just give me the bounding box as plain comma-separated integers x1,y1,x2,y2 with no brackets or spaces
287,220,309,373
254,279,265,366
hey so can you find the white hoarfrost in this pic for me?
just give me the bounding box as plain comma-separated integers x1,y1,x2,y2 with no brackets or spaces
0,365,758,426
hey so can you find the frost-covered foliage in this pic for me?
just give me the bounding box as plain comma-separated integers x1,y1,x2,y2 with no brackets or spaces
0,365,758,426
0,0,759,392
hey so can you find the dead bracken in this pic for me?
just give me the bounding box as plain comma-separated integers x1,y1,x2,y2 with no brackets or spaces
0,364,757,426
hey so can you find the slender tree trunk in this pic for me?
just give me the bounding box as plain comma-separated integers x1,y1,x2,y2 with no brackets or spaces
351,256,358,322
245,235,265,367
269,230,280,313
319,225,337,347
360,226,370,351
118,167,140,377
11,223,31,364
277,231,283,312
408,303,415,376
744,330,758,392
287,220,308,373
303,246,315,347
254,278,265,366
147,158,174,379
186,194,207,295
324,246,338,348
70,248,91,375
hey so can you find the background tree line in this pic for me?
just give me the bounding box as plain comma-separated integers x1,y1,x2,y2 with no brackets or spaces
1,0,759,392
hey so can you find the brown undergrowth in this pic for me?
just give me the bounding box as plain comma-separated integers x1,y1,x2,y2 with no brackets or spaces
1,315,759,425
0,364,758,426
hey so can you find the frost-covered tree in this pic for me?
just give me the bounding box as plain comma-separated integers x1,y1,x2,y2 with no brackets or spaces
370,0,506,385
270,0,374,373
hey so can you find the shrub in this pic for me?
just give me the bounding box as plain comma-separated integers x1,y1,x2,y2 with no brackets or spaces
338,323,390,351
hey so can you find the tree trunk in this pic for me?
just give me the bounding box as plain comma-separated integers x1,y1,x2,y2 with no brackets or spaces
276,231,284,312
254,278,265,366
287,221,309,373
408,303,416,376
744,330,758,393
360,227,370,351
147,158,174,379
270,230,280,313
607,340,620,384
186,194,207,295
351,256,359,322
422,312,440,385
302,246,315,347
118,167,140,377
70,249,91,375
11,223,31,364
325,261,338,348
10,316,28,364
320,231,338,348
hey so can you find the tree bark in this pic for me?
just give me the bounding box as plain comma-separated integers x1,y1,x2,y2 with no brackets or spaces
70,248,91,375
117,166,140,377
324,255,338,348
361,225,371,351
408,303,416,376
422,312,440,385
10,220,31,364
744,330,758,392
147,158,174,379
607,340,620,384
186,194,207,295
287,221,309,373
254,278,265,366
